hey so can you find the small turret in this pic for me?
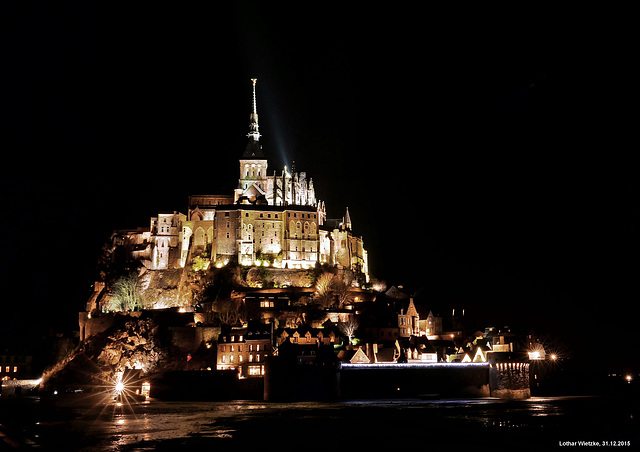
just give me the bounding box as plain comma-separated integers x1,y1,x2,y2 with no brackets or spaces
343,207,352,230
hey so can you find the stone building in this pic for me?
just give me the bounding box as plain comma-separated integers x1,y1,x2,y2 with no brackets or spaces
217,324,273,377
109,79,369,281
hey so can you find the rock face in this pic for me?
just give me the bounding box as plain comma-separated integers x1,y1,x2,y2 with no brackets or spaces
96,318,161,373
42,315,166,390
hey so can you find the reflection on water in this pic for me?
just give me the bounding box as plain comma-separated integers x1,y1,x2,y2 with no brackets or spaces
1,396,637,451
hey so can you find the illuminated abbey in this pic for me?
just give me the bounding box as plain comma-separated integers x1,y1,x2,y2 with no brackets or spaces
116,80,369,280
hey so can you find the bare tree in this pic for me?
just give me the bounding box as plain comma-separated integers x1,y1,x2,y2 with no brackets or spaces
108,273,143,312
315,272,334,307
212,298,246,326
338,318,360,345
332,276,353,307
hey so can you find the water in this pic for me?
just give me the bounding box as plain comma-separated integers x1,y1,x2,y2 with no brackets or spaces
1,396,638,451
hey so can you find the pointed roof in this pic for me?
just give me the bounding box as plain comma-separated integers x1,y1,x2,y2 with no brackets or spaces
242,138,265,159
343,207,352,230
385,285,411,300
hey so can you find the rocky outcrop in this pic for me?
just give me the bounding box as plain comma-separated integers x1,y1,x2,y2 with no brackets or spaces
96,318,162,373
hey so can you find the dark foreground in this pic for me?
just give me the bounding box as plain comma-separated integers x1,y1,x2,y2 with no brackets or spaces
1,395,638,451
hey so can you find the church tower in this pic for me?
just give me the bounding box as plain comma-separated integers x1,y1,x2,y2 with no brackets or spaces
236,79,270,204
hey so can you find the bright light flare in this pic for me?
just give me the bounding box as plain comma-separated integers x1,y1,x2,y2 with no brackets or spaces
114,381,125,394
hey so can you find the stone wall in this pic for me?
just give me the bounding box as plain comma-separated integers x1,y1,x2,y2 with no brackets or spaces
489,362,531,399
340,363,491,399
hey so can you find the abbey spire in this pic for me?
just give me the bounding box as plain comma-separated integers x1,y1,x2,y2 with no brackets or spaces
242,78,265,159
247,78,261,141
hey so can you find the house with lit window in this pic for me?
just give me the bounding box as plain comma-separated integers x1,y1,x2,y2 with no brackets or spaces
418,310,443,339
397,298,420,337
349,347,370,364
405,336,438,363
216,324,273,377
0,352,35,381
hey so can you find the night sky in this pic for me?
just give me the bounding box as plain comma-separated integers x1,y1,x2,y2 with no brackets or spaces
1,2,637,370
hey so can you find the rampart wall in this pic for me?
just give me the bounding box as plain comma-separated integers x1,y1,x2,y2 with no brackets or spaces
341,363,491,399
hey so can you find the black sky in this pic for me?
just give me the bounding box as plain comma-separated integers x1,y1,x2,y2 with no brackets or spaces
1,2,637,369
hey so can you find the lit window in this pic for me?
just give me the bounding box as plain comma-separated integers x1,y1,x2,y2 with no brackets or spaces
13,366,17,373
4,366,8,373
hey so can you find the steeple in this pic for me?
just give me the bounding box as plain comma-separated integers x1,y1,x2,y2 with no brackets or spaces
242,78,265,159
247,78,261,141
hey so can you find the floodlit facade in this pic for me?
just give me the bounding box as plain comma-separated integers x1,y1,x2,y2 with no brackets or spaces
109,79,368,280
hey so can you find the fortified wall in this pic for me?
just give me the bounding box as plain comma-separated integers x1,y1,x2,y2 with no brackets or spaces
265,359,531,401
340,363,490,399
